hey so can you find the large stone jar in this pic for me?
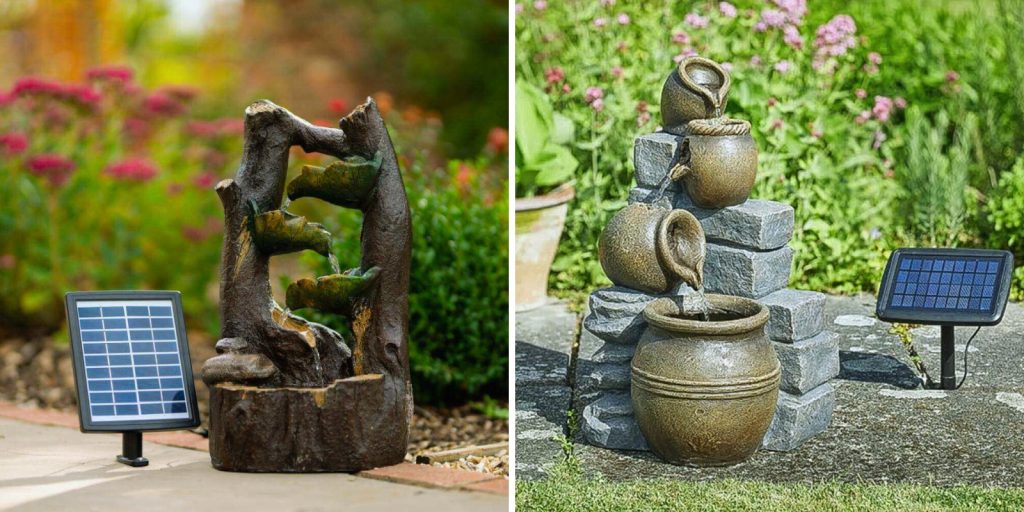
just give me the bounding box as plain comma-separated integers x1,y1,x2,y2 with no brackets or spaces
631,295,779,466
598,203,705,294
674,118,757,208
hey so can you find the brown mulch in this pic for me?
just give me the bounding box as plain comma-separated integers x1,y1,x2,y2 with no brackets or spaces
0,334,508,476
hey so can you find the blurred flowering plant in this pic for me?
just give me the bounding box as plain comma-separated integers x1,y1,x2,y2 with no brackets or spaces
0,66,242,330
514,0,1020,295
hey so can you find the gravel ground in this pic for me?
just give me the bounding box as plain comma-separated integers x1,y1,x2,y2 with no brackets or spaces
0,333,508,476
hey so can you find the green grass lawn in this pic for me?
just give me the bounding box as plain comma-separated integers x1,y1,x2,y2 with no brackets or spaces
517,464,1024,511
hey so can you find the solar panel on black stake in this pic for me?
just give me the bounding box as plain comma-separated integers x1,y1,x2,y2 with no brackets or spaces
65,291,200,467
876,248,1014,390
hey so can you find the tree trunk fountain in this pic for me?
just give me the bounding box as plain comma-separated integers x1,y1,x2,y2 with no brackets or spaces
200,98,411,472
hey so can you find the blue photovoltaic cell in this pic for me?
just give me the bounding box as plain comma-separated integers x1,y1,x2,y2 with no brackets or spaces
889,255,1001,313
76,300,190,422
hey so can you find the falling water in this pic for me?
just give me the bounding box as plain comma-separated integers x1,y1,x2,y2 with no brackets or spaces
681,286,712,322
281,197,292,211
650,170,675,203
311,345,324,387
328,253,341,275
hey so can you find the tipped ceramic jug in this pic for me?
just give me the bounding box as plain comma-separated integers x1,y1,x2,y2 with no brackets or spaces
660,56,731,135
672,118,758,208
598,203,705,294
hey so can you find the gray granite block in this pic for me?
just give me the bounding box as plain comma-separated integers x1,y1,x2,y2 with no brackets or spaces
581,403,649,451
774,331,840,394
577,360,631,395
633,132,683,191
628,188,795,251
762,382,835,451
584,287,659,345
515,385,572,479
578,325,638,364
583,390,634,419
704,244,793,298
761,288,827,342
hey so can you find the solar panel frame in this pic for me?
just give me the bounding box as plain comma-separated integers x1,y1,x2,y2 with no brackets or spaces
65,291,201,433
876,248,1014,326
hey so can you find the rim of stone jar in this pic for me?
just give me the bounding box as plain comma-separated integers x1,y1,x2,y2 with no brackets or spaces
643,295,768,336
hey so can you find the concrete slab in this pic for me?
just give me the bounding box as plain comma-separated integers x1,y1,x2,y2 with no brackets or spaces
0,419,506,511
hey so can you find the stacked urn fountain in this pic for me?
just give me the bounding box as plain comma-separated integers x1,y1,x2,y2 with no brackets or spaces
578,57,839,462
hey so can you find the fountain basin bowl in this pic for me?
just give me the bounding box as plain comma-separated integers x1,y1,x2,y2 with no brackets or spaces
208,373,408,472
631,295,779,466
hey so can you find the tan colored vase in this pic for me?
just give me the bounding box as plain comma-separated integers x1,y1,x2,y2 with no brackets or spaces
598,203,705,294
631,295,779,466
674,119,758,209
515,184,574,311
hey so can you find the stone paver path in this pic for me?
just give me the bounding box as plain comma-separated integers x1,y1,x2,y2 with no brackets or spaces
516,294,1024,486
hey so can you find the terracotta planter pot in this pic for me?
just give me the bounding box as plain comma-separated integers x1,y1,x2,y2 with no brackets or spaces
631,295,779,466
598,203,705,294
674,119,758,209
515,184,574,311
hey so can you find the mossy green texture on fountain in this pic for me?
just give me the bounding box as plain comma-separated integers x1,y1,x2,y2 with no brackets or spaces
287,151,383,209
285,267,381,317
250,208,333,257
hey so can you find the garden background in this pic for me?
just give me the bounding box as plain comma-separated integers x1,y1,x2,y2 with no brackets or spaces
0,0,509,452
516,0,1024,305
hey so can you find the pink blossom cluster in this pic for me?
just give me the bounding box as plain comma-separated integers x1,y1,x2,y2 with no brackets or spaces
185,118,245,139
635,101,651,127
143,91,187,117
193,171,220,189
8,77,102,109
754,0,806,50
674,47,699,63
685,12,708,29
544,67,569,93
86,65,134,84
105,157,158,182
0,132,28,155
27,154,76,188
593,17,607,28
813,15,857,71
855,95,906,125
772,0,807,25
719,2,738,18
584,86,604,112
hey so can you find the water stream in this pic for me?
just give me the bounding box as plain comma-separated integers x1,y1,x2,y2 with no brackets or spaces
311,345,324,387
681,286,712,321
280,197,291,211
328,253,341,275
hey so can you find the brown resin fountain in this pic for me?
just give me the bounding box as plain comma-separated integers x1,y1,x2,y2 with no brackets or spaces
200,98,411,472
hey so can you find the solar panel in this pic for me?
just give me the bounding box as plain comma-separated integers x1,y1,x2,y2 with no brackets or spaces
876,248,1013,325
65,291,200,432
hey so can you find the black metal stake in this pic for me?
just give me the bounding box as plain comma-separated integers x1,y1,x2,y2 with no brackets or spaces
117,431,149,467
941,325,956,390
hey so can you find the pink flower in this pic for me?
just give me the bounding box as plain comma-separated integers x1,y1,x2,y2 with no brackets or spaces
487,127,509,154
515,3,523,14
590,98,605,112
767,97,778,107
872,95,894,122
611,66,624,78
855,110,870,125
772,0,807,25
946,70,959,82
721,62,733,73
811,127,824,138
750,55,763,66
770,118,784,130
105,157,158,182
774,60,792,73
544,67,566,85
863,63,879,75
813,15,857,71
594,17,607,28
754,21,767,32
27,154,76,188
672,31,691,45
685,12,709,28
85,65,134,83
719,2,737,17
11,77,101,109
585,86,604,103
674,47,699,63
868,52,882,65
872,130,887,150
636,101,651,127
193,171,219,189
783,25,803,49
894,97,907,109
855,88,867,99
143,92,186,117
0,132,28,155
617,13,630,25
534,0,546,10
760,9,786,28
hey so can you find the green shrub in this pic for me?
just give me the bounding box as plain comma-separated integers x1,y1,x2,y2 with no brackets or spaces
986,156,1024,299
302,157,508,405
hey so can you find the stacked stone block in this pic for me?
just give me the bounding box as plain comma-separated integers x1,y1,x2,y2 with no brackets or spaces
578,132,840,452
